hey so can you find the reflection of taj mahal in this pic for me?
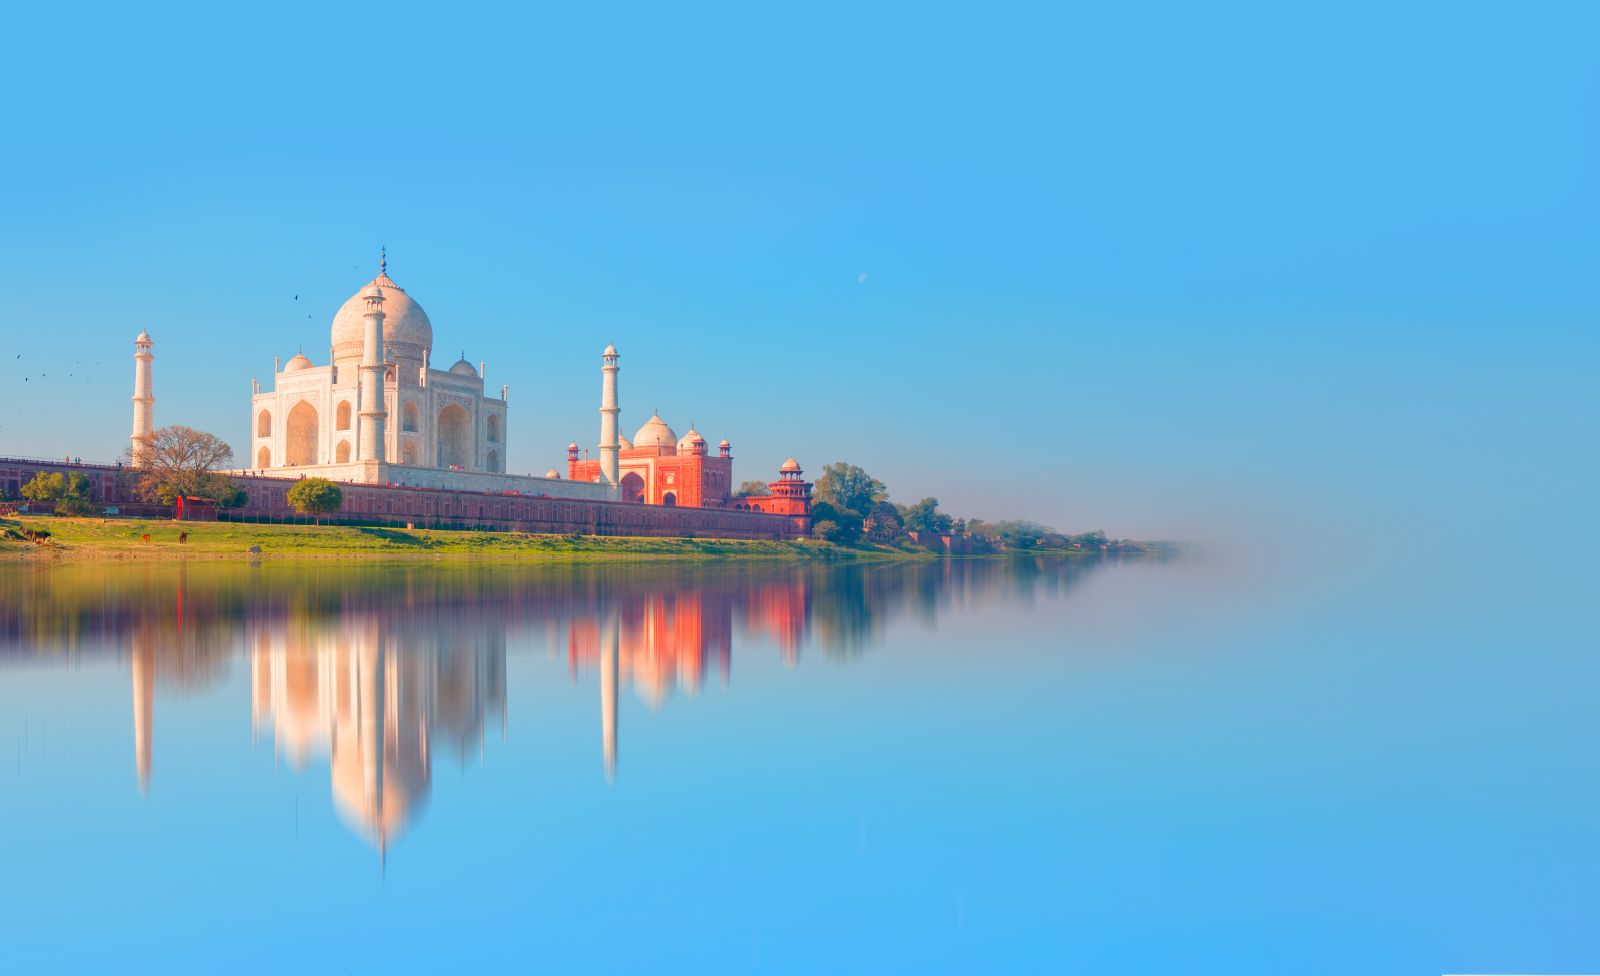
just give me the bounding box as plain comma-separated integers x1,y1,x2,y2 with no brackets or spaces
247,612,507,851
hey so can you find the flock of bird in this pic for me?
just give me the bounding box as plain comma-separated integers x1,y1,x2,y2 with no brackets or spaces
3,285,330,434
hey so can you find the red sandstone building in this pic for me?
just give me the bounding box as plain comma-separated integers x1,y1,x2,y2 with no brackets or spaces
566,415,812,521
563,344,812,523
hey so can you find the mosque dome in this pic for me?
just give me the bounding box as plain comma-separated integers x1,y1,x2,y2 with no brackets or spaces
283,352,313,372
677,427,706,453
330,267,434,373
633,413,677,450
545,469,561,479
780,457,802,474
618,434,633,450
448,357,478,376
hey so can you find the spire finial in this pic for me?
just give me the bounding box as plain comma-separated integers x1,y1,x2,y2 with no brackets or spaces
380,245,387,277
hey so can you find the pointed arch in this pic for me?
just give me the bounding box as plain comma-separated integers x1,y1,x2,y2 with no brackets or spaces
437,403,471,468
256,410,272,437
620,472,645,504
335,400,352,431
285,401,319,466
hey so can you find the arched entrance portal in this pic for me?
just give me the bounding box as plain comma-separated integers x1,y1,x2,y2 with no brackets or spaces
437,404,471,468
285,401,319,466
620,472,645,504
256,446,270,468
661,492,677,507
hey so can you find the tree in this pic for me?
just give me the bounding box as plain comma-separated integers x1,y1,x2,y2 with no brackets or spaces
20,472,65,502
808,501,862,543
811,462,887,518
901,497,953,535
735,479,771,497
989,519,1055,549
287,478,343,525
863,500,905,543
20,471,96,516
127,425,240,506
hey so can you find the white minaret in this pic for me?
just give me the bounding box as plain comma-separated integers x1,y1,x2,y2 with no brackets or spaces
131,330,154,464
599,343,620,485
359,285,387,462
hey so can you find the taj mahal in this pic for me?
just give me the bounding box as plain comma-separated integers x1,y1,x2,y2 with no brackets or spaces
238,251,560,495
122,251,812,524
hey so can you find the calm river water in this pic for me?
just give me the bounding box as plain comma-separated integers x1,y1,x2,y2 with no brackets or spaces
0,552,1593,973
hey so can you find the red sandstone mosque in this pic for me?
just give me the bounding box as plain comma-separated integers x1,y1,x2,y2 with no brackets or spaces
562,343,812,519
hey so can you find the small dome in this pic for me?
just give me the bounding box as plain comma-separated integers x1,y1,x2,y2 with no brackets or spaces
283,353,313,372
779,457,802,474
718,439,731,449
618,434,633,450
545,469,561,479
135,330,152,344
603,343,618,357
676,426,706,452
449,357,478,376
633,413,677,450
568,440,579,450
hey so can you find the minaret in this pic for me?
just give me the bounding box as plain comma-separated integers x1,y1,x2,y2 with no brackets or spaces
359,284,387,462
601,610,618,783
131,629,153,793
131,331,155,464
598,343,620,485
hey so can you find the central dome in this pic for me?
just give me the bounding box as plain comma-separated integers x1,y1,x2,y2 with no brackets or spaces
632,413,677,450
330,270,434,374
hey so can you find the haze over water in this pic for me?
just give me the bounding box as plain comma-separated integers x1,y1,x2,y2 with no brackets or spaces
0,546,1592,974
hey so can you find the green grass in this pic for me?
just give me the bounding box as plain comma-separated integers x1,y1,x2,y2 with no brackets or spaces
0,516,931,562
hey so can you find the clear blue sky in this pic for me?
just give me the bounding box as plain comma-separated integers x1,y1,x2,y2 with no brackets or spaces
0,1,1594,540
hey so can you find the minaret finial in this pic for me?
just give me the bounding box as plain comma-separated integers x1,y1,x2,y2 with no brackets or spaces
380,245,387,277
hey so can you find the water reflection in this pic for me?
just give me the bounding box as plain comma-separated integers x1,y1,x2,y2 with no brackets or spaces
0,556,1142,849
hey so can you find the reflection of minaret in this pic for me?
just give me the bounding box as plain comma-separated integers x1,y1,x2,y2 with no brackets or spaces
601,611,618,782
131,629,153,793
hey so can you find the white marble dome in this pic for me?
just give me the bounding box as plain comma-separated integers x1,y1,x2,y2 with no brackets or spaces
633,414,677,450
330,271,433,372
448,357,477,376
283,352,313,372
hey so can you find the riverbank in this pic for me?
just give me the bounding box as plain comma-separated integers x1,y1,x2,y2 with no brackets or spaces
0,516,937,562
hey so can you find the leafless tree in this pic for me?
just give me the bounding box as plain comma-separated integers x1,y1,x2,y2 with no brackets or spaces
124,425,238,505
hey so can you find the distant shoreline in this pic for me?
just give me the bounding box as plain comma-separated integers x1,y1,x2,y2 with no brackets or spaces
0,515,1012,563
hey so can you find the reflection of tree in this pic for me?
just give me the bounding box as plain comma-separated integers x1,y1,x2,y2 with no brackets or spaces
0,552,1165,847
0,555,1140,671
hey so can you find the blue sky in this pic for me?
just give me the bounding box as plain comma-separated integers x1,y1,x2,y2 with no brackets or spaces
0,1,1594,539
